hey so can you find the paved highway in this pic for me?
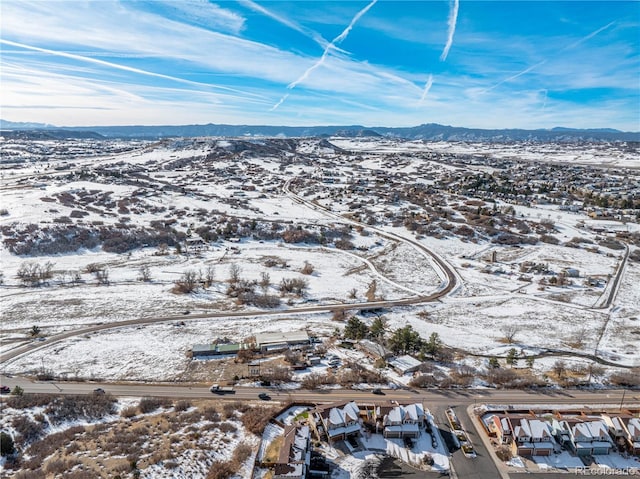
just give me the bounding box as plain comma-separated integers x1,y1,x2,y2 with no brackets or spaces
2,375,637,479
2,374,637,409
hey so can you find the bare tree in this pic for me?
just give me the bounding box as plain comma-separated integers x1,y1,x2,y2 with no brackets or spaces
203,265,215,288
259,272,270,293
95,268,109,285
138,265,151,282
552,360,567,379
228,264,241,284
173,270,198,294
17,261,54,287
502,324,520,344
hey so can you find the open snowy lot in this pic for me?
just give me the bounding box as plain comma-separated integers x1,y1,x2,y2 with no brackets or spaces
1,136,638,383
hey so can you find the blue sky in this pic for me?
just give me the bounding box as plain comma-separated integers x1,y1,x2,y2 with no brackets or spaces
1,1,639,129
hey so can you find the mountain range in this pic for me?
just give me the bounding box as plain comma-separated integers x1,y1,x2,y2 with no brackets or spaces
1,120,638,142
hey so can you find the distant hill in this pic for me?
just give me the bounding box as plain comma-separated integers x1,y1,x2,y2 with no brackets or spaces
1,120,637,142
0,129,104,140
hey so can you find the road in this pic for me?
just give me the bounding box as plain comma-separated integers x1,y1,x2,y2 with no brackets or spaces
1,179,459,366
2,375,638,479
2,374,637,408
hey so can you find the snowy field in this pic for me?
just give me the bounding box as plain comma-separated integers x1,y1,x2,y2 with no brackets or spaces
1,136,638,383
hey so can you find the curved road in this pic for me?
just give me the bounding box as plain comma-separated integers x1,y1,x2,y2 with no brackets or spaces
1,181,458,366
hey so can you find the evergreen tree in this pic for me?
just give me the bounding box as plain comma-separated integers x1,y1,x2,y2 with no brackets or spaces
423,332,442,357
343,317,369,340
488,357,500,369
506,348,518,367
389,325,422,355
369,316,387,341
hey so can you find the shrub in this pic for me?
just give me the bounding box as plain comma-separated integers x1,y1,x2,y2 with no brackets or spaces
219,422,237,434
540,234,560,244
202,406,220,422
232,442,253,465
6,393,55,409
12,416,46,445
45,459,81,475
241,407,277,434
1,431,15,456
138,396,171,414
300,261,314,275
279,277,308,296
496,445,513,461
609,370,640,387
174,400,191,412
44,394,117,425
121,406,138,418
206,460,235,479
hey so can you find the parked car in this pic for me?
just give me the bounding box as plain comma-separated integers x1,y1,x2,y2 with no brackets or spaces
0,385,11,394
258,392,271,401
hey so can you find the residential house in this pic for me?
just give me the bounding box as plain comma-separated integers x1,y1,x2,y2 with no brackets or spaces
314,401,361,441
602,414,630,451
511,418,556,456
622,417,640,456
488,415,513,445
383,403,425,438
558,419,613,456
273,425,311,479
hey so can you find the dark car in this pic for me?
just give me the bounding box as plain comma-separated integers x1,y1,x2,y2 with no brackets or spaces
258,392,271,401
372,388,384,395
0,385,10,394
93,388,105,395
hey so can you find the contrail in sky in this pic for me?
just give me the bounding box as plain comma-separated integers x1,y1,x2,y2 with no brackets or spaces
483,20,615,93
272,0,378,110
440,0,459,61
0,38,266,99
239,0,333,50
484,60,546,93
420,0,457,105
419,75,433,104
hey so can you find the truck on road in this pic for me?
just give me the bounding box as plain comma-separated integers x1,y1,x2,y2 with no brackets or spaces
210,384,235,394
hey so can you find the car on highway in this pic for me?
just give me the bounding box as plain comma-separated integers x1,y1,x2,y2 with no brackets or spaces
371,388,384,395
258,392,271,401
93,388,105,395
0,385,11,394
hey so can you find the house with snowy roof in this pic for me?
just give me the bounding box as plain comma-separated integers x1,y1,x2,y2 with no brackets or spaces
622,417,640,456
314,401,361,441
511,418,557,456
383,403,425,438
487,415,513,445
557,418,613,456
273,424,311,479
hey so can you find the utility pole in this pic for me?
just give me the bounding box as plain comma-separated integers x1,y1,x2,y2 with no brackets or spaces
619,389,626,411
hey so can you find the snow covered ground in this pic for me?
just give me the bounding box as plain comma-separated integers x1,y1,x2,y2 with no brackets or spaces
1,136,638,383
